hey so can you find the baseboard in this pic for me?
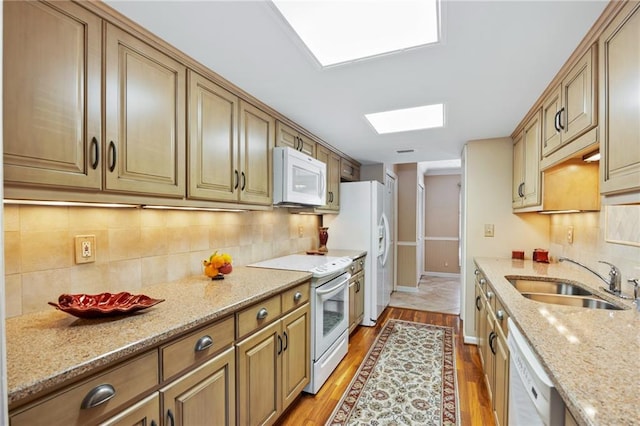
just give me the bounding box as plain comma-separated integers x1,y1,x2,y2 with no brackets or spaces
463,335,479,345
394,286,419,293
422,271,461,278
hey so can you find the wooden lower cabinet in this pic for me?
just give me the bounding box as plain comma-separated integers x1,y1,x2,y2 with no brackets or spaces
98,393,160,426
236,303,310,426
160,346,236,426
348,271,365,334
474,266,509,426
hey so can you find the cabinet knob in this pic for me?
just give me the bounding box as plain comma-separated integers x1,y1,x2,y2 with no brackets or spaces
81,383,116,409
486,291,494,300
293,291,302,302
474,269,479,276
256,308,268,320
479,278,486,285
496,310,505,321
194,335,213,352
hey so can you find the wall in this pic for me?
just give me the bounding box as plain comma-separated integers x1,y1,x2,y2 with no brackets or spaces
461,137,550,340
396,163,420,289
3,205,319,318
549,207,640,292
424,174,461,275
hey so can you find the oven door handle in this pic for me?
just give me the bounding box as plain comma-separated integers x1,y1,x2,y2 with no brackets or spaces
315,277,349,297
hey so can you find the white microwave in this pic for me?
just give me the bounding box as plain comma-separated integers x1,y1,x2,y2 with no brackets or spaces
273,147,326,206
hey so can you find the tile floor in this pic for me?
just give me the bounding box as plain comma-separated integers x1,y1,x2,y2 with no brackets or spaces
389,275,460,315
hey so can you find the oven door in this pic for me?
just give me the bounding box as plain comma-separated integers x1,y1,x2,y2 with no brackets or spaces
313,272,350,360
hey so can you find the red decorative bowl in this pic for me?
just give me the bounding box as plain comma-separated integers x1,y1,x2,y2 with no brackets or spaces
48,292,164,319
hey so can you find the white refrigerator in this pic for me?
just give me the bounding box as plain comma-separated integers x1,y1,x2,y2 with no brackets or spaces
323,181,392,326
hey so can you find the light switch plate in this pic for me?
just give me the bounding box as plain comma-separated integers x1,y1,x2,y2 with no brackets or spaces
484,224,495,237
567,226,574,244
75,235,96,264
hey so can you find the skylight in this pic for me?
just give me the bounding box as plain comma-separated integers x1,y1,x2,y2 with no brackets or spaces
272,0,440,67
365,104,444,134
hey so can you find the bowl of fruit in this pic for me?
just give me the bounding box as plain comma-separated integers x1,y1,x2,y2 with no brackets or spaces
203,252,233,280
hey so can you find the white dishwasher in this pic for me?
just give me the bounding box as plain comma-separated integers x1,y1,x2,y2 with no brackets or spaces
507,318,565,426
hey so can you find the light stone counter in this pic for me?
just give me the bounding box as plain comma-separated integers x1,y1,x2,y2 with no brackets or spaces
6,266,311,407
474,257,639,426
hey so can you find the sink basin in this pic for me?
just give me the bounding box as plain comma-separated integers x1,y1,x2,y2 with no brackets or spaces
521,293,623,310
507,278,593,296
506,277,623,310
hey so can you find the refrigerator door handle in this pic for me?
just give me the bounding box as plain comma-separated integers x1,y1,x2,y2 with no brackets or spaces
380,213,391,266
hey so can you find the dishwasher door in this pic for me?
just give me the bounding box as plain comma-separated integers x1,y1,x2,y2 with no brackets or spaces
507,318,565,426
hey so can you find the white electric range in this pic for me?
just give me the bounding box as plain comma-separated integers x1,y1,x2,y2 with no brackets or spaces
249,254,353,394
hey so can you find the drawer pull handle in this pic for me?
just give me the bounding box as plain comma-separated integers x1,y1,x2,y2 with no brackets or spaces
475,295,482,311
108,141,116,172
167,409,175,426
90,137,99,169
81,383,116,409
195,335,213,352
257,308,268,320
293,292,303,302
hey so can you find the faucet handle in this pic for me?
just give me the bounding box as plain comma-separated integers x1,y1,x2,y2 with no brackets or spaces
598,260,619,273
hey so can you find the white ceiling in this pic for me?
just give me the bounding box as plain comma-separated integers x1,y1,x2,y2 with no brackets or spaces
104,0,607,166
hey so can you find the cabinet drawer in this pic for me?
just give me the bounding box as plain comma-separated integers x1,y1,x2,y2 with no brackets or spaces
281,282,310,313
236,295,282,338
161,316,234,380
11,351,158,426
494,299,509,335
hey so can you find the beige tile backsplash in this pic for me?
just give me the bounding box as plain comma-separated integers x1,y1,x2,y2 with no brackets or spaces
549,207,640,296
4,205,320,317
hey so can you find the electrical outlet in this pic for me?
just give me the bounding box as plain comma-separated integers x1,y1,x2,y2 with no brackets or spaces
75,235,96,264
298,225,304,238
567,226,574,244
484,224,495,237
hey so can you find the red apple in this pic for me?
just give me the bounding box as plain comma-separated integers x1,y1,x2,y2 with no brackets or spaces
219,263,233,274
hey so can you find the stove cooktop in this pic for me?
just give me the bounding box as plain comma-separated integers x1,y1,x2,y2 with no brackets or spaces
248,254,352,278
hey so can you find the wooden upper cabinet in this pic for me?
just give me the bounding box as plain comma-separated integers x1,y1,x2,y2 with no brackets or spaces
104,23,186,198
340,157,360,182
3,0,102,190
276,121,315,157
315,145,341,211
239,101,275,205
513,111,541,210
187,71,239,202
599,1,640,195
541,46,597,158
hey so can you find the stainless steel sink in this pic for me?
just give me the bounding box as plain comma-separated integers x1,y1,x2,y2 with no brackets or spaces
520,293,623,310
506,277,623,310
507,278,593,296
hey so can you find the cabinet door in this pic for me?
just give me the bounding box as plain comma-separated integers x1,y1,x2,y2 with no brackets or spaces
3,0,102,190
493,328,510,426
275,122,315,157
105,23,186,197
561,46,596,143
187,71,239,202
483,311,495,403
236,321,281,426
161,347,236,426
348,280,357,333
239,101,274,205
599,2,640,195
541,87,562,157
511,131,525,208
281,304,311,411
354,274,365,325
522,111,541,207
98,393,160,426
316,145,341,211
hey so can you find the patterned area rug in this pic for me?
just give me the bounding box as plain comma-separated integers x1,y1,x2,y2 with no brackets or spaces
326,320,458,426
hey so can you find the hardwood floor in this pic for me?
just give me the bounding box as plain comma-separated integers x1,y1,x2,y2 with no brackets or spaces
276,307,494,425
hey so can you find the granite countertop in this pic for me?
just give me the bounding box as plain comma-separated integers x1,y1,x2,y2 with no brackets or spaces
474,257,639,426
6,266,311,407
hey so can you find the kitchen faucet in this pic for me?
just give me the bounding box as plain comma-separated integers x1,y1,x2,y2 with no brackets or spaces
558,257,624,297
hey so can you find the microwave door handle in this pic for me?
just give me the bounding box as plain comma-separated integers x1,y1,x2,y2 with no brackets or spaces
319,170,326,196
